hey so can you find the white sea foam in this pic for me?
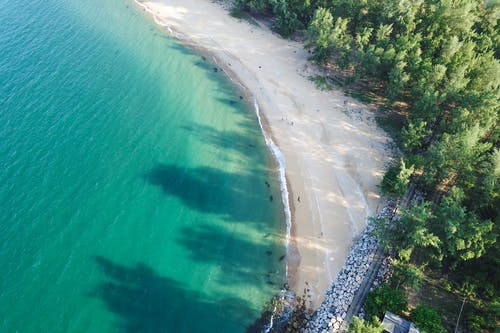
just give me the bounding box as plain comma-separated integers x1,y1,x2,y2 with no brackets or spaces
132,4,292,329
252,98,291,277
253,97,292,333
134,0,174,35
263,305,276,333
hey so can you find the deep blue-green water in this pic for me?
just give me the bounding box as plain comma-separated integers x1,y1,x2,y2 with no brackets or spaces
0,0,286,331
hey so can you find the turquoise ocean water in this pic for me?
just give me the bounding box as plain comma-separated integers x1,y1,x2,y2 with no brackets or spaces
0,0,286,331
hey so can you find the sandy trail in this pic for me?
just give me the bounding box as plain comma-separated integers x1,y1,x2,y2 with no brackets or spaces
136,0,389,308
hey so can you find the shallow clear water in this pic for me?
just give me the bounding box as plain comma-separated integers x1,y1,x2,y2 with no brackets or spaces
0,0,286,331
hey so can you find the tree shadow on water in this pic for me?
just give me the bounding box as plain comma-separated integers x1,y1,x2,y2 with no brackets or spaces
144,164,275,225
181,123,264,163
90,256,255,333
177,224,286,287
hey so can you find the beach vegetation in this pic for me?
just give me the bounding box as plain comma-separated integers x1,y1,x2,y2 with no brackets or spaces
380,159,414,199
390,260,424,291
409,304,445,333
308,75,335,91
235,0,313,36
229,7,261,26
348,316,384,333
364,284,408,320
234,0,499,330
306,7,351,65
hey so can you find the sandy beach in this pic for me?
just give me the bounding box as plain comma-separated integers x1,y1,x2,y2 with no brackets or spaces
135,0,389,308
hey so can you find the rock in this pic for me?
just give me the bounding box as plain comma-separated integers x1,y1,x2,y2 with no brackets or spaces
304,201,397,331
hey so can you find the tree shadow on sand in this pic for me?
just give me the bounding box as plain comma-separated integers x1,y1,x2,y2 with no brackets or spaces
144,164,277,225
89,256,256,333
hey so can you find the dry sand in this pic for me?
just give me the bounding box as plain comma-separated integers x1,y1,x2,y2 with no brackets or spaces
135,0,390,308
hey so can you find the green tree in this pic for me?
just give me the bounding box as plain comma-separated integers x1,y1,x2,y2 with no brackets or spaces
391,261,424,290
424,125,492,194
380,159,414,198
329,16,352,68
387,59,410,102
374,202,440,262
271,0,302,36
401,121,431,153
234,0,271,12
364,284,408,320
307,8,351,65
432,187,495,263
239,0,500,313
410,305,445,333
306,7,334,63
349,316,384,333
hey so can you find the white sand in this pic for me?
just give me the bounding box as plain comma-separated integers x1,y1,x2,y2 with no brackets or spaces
136,0,389,308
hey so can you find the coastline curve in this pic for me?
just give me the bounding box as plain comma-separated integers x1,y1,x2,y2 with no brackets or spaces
132,0,293,276
130,0,390,311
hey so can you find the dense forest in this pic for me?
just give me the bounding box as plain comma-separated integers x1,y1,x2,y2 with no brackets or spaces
233,0,499,331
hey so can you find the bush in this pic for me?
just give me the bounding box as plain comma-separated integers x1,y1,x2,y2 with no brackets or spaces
466,298,500,332
380,159,414,198
349,316,384,333
410,305,445,333
390,261,424,290
364,284,407,320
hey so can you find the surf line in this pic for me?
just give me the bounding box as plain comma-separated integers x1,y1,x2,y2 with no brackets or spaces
133,0,176,36
133,0,292,279
134,0,292,272
253,97,293,333
131,2,293,329
252,97,291,276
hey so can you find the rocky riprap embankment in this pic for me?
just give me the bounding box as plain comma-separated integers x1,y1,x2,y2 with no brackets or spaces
304,202,397,333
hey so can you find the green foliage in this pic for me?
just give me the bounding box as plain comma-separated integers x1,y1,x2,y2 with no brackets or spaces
375,189,496,266
432,187,496,263
235,1,499,327
271,0,303,36
410,305,445,333
306,8,351,65
391,261,424,290
374,202,440,262
424,125,493,192
348,316,383,333
234,0,270,12
364,284,408,320
380,159,414,198
387,60,410,102
401,121,430,153
306,7,334,63
308,75,334,91
466,297,500,332
235,0,313,36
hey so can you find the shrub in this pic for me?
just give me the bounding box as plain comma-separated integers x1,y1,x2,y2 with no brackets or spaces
364,284,407,320
410,305,445,333
380,159,414,198
349,316,384,333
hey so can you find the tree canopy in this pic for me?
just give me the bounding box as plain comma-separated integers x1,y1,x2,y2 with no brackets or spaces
234,0,499,330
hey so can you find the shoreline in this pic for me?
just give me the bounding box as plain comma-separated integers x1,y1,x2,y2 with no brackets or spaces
252,97,293,278
132,0,300,284
132,0,390,308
